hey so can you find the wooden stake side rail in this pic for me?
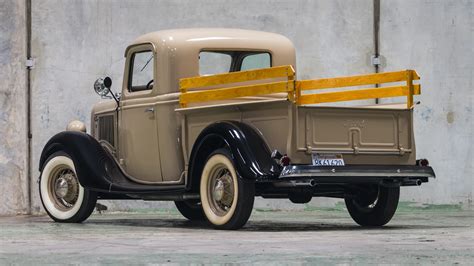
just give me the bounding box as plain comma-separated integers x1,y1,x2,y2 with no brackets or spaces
179,65,421,108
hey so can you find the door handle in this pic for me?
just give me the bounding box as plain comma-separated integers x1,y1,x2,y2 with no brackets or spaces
144,107,154,113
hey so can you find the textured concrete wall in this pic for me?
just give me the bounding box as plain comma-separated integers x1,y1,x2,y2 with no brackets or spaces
0,0,29,215
379,0,473,205
28,0,373,212
0,0,472,215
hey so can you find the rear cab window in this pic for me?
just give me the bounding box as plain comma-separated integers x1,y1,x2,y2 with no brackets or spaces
199,51,271,76
240,53,271,71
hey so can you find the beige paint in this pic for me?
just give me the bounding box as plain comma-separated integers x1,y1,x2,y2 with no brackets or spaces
180,100,416,166
91,29,417,184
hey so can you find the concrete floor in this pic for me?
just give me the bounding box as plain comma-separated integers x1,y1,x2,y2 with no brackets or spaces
0,204,473,264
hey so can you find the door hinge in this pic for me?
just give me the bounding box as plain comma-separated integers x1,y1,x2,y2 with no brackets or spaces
25,58,35,69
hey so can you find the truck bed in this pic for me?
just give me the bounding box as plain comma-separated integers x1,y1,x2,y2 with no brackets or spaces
178,99,415,166
177,65,421,166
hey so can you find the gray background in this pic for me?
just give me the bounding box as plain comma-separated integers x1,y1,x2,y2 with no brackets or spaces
0,0,472,215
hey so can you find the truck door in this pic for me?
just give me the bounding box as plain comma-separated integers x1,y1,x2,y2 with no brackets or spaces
118,44,163,183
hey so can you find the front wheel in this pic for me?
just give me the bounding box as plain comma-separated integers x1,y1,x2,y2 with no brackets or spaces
345,185,400,226
200,149,255,230
174,200,205,221
39,152,97,223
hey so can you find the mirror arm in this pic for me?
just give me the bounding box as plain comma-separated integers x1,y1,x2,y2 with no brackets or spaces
109,90,120,106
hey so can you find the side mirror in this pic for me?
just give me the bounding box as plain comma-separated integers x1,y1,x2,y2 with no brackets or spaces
94,77,112,96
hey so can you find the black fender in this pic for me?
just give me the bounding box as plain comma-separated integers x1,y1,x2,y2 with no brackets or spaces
39,131,183,194
187,121,281,190
39,131,114,191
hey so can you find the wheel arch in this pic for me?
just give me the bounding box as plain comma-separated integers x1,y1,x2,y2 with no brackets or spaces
187,121,280,191
39,131,113,191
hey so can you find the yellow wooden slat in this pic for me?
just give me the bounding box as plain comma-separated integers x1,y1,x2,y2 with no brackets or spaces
180,81,294,106
298,70,419,91
406,70,414,108
179,65,295,91
287,77,296,102
412,70,420,80
298,84,421,105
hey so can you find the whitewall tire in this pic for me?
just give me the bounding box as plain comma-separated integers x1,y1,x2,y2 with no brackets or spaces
200,149,254,230
39,152,97,223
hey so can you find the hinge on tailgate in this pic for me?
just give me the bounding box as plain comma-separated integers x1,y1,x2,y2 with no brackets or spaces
399,146,406,155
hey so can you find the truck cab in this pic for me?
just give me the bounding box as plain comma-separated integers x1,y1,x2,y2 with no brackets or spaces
91,29,295,185
38,28,434,229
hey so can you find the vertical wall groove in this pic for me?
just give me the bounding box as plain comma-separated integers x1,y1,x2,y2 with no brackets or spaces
373,0,380,104
25,0,32,214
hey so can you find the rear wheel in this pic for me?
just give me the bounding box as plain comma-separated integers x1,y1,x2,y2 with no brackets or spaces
200,149,255,230
174,200,205,221
345,185,400,226
39,152,97,223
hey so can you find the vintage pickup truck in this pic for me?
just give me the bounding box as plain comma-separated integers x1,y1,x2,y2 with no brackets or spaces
39,28,435,229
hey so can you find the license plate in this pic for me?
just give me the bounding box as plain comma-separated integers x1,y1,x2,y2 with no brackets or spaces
312,153,345,166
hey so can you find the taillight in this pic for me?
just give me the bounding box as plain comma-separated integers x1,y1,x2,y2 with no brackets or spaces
271,150,291,166
280,154,291,166
416,159,429,166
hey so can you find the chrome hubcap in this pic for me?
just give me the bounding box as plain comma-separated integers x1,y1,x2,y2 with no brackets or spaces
213,180,225,201
54,177,69,198
208,166,235,216
49,167,79,210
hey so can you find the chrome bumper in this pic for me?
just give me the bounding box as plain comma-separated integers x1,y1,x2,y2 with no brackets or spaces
263,165,435,187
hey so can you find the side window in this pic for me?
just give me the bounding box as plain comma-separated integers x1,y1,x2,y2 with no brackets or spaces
240,53,271,71
129,50,154,92
199,52,232,76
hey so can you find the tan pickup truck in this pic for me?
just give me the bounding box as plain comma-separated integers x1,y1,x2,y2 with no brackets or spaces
38,28,435,229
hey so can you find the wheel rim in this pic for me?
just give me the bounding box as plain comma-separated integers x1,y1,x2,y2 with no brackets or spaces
40,155,86,221
48,165,80,211
200,153,239,226
352,186,380,212
207,164,235,217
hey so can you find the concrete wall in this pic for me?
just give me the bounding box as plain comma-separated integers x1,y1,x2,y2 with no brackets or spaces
379,0,473,205
28,0,374,212
0,0,472,215
0,0,29,215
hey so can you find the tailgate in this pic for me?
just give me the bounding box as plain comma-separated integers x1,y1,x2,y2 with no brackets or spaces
296,106,413,155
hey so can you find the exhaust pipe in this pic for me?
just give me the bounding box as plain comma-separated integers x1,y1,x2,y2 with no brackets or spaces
402,179,422,186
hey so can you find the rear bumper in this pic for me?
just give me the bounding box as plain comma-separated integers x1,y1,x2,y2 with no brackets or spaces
260,164,435,187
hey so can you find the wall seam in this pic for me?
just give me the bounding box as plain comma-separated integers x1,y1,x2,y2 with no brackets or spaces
373,0,380,104
25,0,32,214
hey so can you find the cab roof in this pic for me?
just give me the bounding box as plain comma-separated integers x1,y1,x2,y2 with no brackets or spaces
127,28,295,56
123,28,296,95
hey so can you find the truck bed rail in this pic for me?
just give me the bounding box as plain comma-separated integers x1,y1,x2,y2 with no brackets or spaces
179,65,421,109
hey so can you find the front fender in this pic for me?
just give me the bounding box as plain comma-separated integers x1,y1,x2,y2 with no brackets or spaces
40,131,185,194
39,131,113,190
188,121,281,189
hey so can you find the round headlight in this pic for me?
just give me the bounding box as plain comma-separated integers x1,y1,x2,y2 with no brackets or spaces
94,77,111,96
66,120,86,133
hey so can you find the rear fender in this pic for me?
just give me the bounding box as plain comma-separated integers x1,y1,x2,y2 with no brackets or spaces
187,121,281,190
